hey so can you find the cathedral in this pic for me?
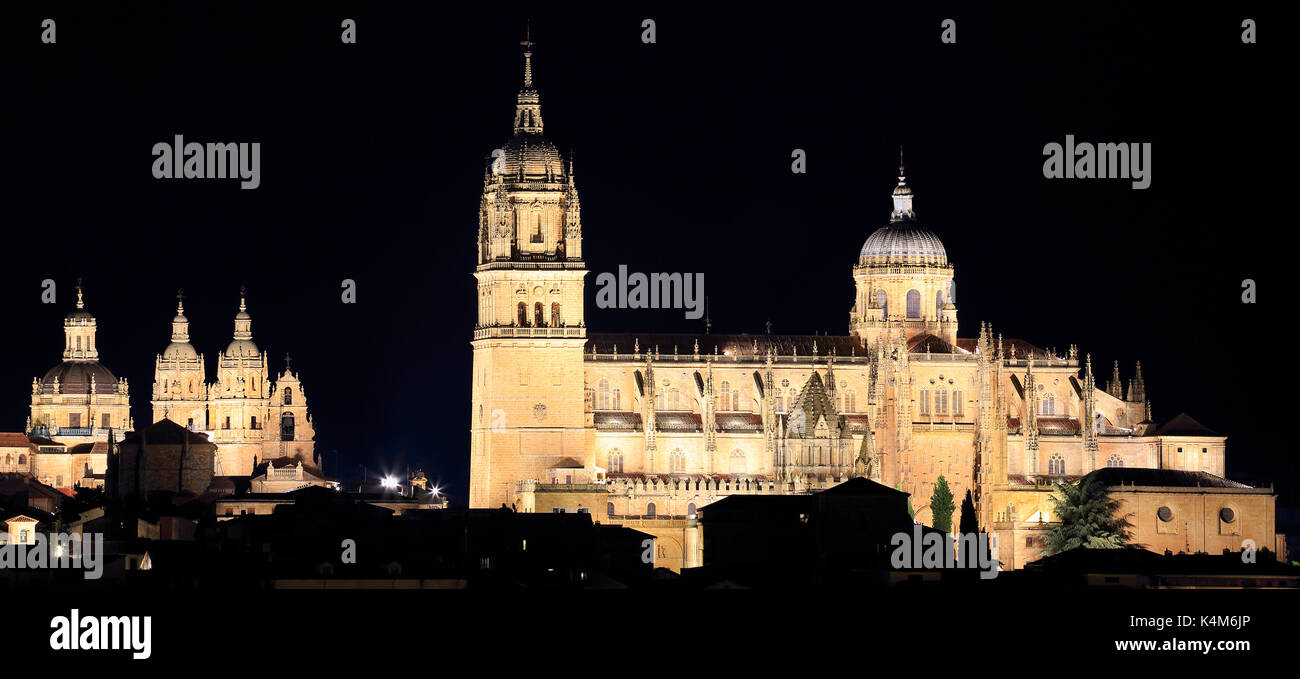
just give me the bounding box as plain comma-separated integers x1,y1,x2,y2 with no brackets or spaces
151,290,317,476
19,286,317,486
469,46,1285,571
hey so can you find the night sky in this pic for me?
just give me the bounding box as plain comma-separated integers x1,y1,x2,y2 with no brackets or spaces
3,4,1286,506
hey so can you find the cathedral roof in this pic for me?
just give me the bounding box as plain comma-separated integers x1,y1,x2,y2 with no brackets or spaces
908,333,965,354
121,419,212,446
586,333,864,359
1154,413,1218,437
40,361,117,395
1085,467,1250,489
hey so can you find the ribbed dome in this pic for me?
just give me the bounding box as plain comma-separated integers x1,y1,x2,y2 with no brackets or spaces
225,339,260,358
859,224,948,267
162,341,199,360
499,133,563,179
41,361,117,394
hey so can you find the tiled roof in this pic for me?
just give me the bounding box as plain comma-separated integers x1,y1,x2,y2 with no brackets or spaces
0,433,32,447
66,442,109,455
1086,467,1250,489
657,412,702,432
1038,418,1080,435
1155,413,1218,437
593,411,641,431
716,413,762,432
586,333,865,358
842,414,871,434
908,333,967,354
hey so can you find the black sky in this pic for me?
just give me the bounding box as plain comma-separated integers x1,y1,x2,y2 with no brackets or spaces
2,3,1288,506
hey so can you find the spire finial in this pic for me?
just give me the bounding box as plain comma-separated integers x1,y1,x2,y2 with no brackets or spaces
899,145,905,179
176,288,185,314
520,22,535,88
284,352,292,372
239,284,247,312
75,277,84,309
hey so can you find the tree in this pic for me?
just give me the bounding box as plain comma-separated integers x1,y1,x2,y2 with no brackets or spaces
929,475,955,533
896,483,915,519
958,489,977,535
1043,475,1135,554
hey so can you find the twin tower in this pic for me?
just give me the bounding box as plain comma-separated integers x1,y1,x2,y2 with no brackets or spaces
151,290,317,476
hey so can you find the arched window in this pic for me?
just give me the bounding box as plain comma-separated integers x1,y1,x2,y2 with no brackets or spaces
669,449,686,473
611,387,621,410
1048,455,1065,475
936,290,945,312
517,302,527,326
936,390,948,415
1041,394,1055,415
283,387,292,405
687,503,697,516
719,381,731,411
607,448,623,473
534,302,544,327
1107,455,1123,468
187,417,195,431
597,379,610,410
729,449,746,474
844,390,856,413
550,302,561,327
906,289,921,319
919,389,930,416
281,412,295,440
775,395,784,413
646,502,657,517
531,213,544,243
952,390,963,416
250,416,259,430
875,290,888,316
606,502,615,517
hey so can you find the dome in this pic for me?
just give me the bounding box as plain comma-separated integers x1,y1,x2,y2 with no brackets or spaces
65,309,94,322
859,224,948,267
499,133,563,179
41,361,117,394
162,341,199,360
225,339,260,358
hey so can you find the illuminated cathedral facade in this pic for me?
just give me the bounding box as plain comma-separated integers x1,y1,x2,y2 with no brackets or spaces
457,46,1281,571
151,291,317,476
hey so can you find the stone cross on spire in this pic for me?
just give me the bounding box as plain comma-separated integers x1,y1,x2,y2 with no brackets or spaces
284,352,292,372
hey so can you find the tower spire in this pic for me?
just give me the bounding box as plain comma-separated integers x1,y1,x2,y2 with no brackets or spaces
520,22,534,88
233,286,253,341
890,147,915,222
512,27,543,134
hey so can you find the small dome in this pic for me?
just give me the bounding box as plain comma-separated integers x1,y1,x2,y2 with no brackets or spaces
162,341,199,360
859,224,948,267
41,361,117,394
225,339,260,358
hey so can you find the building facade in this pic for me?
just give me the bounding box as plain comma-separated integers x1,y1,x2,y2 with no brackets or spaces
460,47,1279,571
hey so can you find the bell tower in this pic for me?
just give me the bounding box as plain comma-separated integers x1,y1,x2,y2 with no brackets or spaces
470,39,591,508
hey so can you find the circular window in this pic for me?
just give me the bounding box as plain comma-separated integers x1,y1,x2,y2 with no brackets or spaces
1157,506,1173,522
1220,507,1235,524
